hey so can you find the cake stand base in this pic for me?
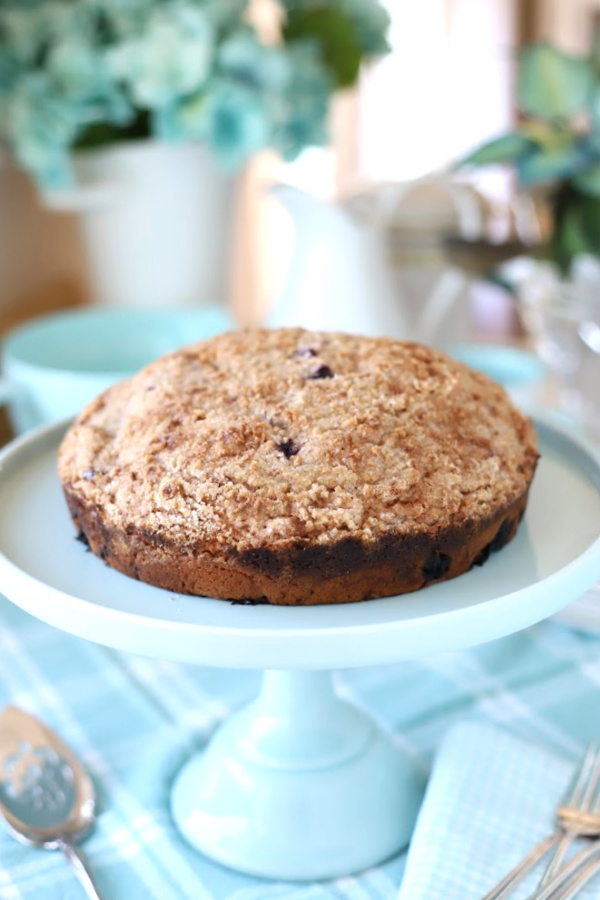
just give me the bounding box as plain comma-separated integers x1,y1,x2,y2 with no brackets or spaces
3,416,600,879
171,670,423,880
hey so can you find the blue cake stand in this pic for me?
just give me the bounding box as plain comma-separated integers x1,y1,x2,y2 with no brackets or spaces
0,415,599,880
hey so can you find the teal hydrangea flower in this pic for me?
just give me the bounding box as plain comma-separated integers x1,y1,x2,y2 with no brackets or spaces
168,77,271,169
83,0,157,38
4,73,78,188
204,79,270,167
0,0,390,188
270,43,332,160
0,56,20,95
218,29,291,94
1,5,54,64
107,3,214,108
201,0,248,33
48,38,110,102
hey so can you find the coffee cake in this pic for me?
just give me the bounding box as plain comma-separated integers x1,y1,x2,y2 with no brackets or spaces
58,328,539,605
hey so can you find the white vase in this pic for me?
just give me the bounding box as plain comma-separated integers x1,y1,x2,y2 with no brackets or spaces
42,140,236,309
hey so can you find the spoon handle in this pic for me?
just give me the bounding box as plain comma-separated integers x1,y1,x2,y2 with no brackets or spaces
59,840,106,900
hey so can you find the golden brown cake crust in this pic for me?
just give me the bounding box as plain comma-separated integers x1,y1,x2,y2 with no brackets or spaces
58,328,539,605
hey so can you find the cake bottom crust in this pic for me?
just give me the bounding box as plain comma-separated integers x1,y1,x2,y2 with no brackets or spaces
62,487,531,606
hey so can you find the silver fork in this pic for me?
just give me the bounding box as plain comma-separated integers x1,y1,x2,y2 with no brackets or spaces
538,743,600,888
520,841,600,900
480,743,600,900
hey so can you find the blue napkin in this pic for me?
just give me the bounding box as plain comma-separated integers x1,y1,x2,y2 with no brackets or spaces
398,720,600,900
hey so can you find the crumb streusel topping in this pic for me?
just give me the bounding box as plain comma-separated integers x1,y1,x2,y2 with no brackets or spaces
58,328,538,556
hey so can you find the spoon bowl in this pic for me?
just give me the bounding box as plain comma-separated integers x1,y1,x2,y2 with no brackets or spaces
0,705,104,899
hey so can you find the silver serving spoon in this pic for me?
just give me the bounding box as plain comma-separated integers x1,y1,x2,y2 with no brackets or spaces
0,705,105,899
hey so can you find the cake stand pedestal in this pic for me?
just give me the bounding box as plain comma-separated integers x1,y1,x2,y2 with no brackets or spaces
171,668,423,879
1,416,600,880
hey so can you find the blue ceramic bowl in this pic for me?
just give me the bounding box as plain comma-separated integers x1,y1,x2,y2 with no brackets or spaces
449,342,547,392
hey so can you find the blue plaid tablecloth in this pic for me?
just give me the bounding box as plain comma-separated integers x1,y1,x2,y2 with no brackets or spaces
1,584,600,900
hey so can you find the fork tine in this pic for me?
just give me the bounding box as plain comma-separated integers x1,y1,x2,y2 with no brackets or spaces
577,744,600,812
586,746,600,813
563,743,598,809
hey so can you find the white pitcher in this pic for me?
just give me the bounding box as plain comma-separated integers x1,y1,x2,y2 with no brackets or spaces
267,177,485,347
266,181,409,339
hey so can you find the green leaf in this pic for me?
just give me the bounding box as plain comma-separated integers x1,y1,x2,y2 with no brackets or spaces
458,132,536,167
548,189,600,270
573,160,600,196
283,8,362,88
74,111,150,149
576,191,600,242
517,43,595,119
556,206,590,268
516,142,589,186
519,119,561,148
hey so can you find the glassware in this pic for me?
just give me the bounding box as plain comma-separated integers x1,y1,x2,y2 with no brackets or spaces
518,265,600,440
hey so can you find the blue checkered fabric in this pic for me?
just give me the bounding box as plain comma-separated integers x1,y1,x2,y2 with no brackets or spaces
2,582,600,900
399,722,599,900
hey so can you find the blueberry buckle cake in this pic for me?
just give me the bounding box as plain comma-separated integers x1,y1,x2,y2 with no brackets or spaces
58,328,539,606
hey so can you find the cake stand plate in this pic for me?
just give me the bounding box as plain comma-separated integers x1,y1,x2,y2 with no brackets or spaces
0,415,599,880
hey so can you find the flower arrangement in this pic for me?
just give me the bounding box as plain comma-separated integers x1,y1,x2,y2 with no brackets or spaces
458,32,600,275
0,0,390,190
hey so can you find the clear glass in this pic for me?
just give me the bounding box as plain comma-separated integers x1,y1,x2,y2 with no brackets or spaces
525,281,600,440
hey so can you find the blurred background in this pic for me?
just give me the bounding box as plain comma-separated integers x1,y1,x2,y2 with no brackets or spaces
0,0,551,326
2,0,600,436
